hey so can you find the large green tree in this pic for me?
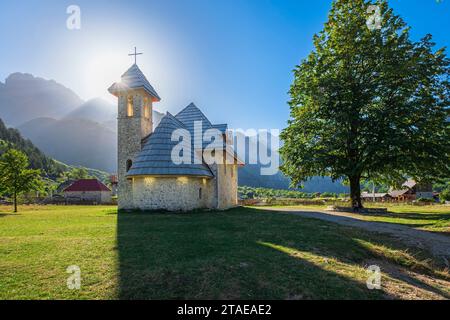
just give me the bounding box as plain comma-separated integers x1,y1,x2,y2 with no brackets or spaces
0,149,43,212
280,0,450,209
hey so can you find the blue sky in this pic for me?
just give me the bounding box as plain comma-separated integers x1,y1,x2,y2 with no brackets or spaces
0,0,449,130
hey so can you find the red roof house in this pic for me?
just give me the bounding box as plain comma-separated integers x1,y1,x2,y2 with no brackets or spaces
63,179,112,204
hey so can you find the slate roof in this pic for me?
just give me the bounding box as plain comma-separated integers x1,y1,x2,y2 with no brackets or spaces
108,64,161,101
63,179,111,192
175,103,227,149
127,113,214,178
126,101,240,178
175,103,213,132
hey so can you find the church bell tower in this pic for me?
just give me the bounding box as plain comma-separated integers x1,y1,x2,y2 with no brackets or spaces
108,48,161,209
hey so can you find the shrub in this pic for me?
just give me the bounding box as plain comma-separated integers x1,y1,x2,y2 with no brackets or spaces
417,198,434,203
440,189,450,202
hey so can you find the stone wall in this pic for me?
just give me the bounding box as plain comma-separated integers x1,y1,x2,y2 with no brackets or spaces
216,163,238,210
117,90,154,210
131,176,215,211
64,191,112,204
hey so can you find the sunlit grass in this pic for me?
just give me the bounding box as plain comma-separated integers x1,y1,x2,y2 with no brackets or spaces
0,205,448,299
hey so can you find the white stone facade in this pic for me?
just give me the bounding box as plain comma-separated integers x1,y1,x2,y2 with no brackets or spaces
216,163,238,210
128,164,238,212
132,176,215,211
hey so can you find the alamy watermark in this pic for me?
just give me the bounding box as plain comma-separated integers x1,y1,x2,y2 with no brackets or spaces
66,5,81,30
366,5,382,31
171,121,280,176
66,265,81,290
366,265,381,290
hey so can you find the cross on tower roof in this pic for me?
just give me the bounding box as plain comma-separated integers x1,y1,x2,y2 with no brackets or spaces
128,47,143,65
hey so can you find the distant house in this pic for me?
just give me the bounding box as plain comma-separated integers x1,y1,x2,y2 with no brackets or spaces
361,192,392,202
389,180,433,201
63,179,112,204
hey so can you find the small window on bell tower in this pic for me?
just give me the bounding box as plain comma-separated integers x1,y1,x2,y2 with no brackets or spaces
144,97,150,119
127,96,134,117
126,159,132,172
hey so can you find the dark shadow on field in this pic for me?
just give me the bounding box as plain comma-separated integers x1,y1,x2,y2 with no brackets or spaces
0,213,18,217
116,208,448,300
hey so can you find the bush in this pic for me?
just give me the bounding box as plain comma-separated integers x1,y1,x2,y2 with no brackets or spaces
440,189,450,202
417,198,434,203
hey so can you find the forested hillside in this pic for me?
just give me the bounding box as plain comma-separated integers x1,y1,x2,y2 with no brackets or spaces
0,118,65,177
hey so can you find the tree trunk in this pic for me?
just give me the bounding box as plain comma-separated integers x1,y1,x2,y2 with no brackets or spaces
349,175,363,211
13,191,17,213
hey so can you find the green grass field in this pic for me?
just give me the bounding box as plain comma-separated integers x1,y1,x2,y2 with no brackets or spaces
0,205,449,300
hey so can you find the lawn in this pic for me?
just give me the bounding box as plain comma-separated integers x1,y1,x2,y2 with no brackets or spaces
0,205,449,300
262,203,450,234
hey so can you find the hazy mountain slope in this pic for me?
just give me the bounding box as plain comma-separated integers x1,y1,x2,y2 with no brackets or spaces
238,164,348,193
64,98,116,123
18,118,117,172
236,132,348,192
0,73,83,126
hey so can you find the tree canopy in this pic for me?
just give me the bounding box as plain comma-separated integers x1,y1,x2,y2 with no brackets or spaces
0,149,43,212
280,0,450,209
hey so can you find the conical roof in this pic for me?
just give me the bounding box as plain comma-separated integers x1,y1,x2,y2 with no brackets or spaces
126,113,213,178
175,103,213,133
175,103,227,149
108,64,161,101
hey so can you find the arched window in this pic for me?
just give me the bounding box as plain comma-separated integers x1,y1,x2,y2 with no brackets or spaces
127,96,134,117
199,188,202,199
126,159,132,172
144,97,150,119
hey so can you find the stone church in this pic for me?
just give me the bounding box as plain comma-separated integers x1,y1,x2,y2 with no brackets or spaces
109,63,240,211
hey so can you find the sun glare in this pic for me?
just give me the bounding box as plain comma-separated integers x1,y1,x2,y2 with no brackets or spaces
81,49,127,102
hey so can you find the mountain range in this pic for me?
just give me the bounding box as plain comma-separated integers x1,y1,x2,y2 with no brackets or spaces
0,73,83,127
0,72,348,192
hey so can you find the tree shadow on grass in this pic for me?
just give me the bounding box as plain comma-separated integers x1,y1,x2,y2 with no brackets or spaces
117,208,407,300
0,213,19,217
349,234,450,298
377,262,450,299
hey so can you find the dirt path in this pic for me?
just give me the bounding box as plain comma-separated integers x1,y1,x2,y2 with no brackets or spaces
260,207,450,263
